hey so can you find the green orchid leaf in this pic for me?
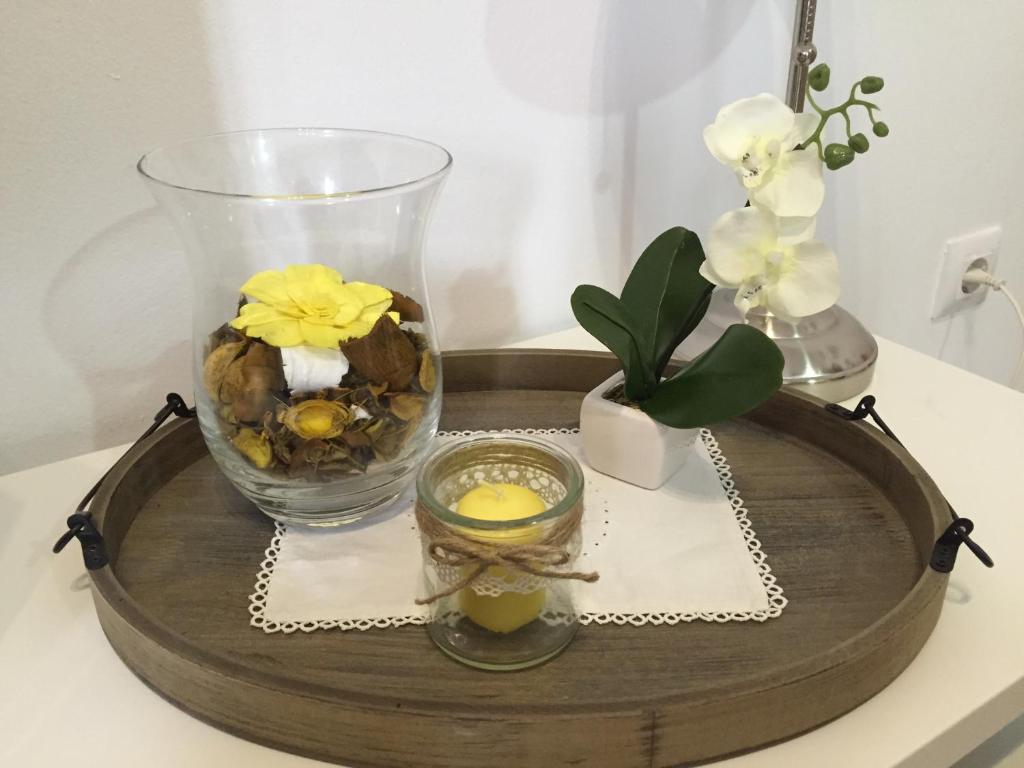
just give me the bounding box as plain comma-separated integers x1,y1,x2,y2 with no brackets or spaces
571,284,654,400
639,324,783,428
619,226,715,381
667,288,713,373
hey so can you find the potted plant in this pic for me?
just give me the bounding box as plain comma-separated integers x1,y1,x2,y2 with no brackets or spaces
574,70,886,488
572,226,784,489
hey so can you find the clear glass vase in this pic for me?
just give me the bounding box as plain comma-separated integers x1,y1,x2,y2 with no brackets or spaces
140,128,451,526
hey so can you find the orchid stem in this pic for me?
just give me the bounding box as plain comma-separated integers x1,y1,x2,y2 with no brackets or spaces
802,79,882,156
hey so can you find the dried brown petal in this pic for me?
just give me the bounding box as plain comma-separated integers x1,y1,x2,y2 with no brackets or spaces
281,399,352,440
222,365,275,407
288,439,330,479
387,290,425,322
404,329,429,352
340,430,372,448
220,358,246,403
372,423,414,462
203,341,246,401
418,352,436,393
364,418,388,442
270,430,293,464
235,393,277,424
388,393,426,422
232,428,274,469
349,444,374,470
210,323,246,348
324,387,354,401
340,316,418,390
221,344,286,421
244,343,281,371
321,443,353,465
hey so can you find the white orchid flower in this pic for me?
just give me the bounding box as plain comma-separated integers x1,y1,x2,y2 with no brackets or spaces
700,207,839,320
704,93,824,218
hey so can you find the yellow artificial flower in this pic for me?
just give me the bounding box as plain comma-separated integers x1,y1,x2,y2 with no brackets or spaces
229,264,399,348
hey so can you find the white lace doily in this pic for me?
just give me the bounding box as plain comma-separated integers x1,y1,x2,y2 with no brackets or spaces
249,429,787,633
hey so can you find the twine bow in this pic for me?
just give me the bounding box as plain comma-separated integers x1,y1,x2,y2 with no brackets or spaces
414,501,599,605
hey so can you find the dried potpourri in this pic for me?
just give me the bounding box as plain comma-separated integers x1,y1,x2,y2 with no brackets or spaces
202,264,437,480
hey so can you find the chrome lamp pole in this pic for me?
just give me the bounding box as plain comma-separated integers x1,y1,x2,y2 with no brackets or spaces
679,0,878,402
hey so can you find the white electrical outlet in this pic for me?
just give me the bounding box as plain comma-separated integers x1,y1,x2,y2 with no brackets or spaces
931,226,1002,320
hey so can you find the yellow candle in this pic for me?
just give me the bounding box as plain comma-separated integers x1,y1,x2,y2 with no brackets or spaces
456,483,547,633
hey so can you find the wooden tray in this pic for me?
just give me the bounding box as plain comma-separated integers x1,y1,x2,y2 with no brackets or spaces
87,349,948,768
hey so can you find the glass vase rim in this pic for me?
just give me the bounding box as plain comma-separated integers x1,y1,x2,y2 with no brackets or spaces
136,127,453,202
416,434,584,531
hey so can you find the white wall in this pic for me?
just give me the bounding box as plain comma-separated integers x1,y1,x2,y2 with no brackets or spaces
818,1,1024,386
2,0,1022,474
1,1,215,474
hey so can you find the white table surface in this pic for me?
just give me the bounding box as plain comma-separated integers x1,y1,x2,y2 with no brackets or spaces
3,329,1023,768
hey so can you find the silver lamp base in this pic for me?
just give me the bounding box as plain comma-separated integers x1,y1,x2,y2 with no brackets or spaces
677,290,878,403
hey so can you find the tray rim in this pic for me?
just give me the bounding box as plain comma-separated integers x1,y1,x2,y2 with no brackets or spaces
86,348,950,719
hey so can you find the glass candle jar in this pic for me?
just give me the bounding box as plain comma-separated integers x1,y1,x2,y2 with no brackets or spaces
415,435,594,670
139,129,450,526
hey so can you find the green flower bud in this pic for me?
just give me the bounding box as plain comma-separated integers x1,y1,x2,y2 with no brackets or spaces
824,142,855,170
872,121,890,137
849,133,869,153
808,63,831,91
860,76,884,94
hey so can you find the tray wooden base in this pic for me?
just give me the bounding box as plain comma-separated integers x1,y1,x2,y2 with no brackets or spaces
87,350,948,767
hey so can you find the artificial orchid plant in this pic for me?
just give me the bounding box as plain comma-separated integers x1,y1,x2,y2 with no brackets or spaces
701,63,888,320
573,62,887,429
572,227,783,428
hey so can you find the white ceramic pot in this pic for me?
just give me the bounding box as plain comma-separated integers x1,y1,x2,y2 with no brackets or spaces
579,373,700,490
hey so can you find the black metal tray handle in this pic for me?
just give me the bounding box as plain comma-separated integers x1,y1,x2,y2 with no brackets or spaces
826,395,994,573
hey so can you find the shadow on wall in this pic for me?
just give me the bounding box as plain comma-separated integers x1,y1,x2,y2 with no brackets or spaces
430,148,529,349
443,264,520,351
1,0,220,472
485,0,756,284
43,209,193,456
485,0,754,115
